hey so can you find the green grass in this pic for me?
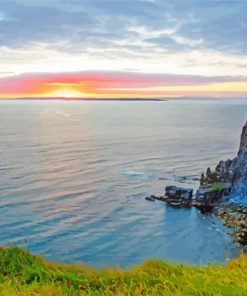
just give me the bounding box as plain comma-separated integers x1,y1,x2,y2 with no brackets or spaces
209,182,225,190
0,247,247,295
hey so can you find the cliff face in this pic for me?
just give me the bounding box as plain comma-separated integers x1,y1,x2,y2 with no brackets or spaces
238,121,247,155
200,120,247,204
215,121,247,205
231,121,247,187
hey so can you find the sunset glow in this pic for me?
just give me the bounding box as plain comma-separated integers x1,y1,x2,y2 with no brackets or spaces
0,71,246,99
46,87,89,99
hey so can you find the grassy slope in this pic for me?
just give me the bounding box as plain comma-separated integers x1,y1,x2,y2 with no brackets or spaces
0,247,247,295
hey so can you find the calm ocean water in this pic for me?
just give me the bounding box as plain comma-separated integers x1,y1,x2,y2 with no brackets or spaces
0,99,247,267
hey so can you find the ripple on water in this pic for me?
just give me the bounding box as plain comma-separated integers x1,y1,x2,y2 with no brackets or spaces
0,100,246,267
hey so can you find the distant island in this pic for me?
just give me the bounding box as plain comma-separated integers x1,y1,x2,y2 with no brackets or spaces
0,96,230,101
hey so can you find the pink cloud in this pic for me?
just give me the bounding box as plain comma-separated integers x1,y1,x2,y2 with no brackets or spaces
0,71,246,97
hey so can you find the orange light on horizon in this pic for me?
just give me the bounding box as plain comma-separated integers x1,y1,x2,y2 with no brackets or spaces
44,86,90,98
0,71,246,99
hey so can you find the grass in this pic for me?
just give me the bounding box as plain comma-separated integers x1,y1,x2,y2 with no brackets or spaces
0,247,247,295
209,182,225,190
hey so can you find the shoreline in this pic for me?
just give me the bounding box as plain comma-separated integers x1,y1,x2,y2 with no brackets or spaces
214,203,247,246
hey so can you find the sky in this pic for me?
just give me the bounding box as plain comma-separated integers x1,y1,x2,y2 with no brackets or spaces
0,0,247,99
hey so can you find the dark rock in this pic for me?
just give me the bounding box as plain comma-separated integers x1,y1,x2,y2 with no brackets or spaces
166,200,192,209
194,203,214,213
162,186,193,208
192,177,200,181
145,195,165,202
195,188,224,203
165,186,193,201
145,196,156,201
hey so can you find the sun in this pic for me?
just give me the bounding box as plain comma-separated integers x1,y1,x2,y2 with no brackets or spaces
45,86,88,98
55,89,81,98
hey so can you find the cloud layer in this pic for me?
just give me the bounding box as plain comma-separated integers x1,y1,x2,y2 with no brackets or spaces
1,0,246,54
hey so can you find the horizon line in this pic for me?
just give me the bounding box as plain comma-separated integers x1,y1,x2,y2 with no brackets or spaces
0,96,247,101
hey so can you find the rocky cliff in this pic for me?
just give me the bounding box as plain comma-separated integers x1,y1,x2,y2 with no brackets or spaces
202,120,247,204
231,121,247,187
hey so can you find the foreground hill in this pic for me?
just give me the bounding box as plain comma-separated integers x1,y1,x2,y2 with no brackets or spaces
0,247,247,295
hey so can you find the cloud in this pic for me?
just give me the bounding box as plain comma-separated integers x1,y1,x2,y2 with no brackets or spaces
175,1,247,55
0,0,246,82
0,0,93,48
0,0,246,55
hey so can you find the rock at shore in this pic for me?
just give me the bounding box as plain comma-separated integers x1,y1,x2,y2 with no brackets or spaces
215,204,247,245
195,188,224,203
165,186,193,200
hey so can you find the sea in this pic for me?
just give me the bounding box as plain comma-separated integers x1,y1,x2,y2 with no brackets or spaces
0,99,247,267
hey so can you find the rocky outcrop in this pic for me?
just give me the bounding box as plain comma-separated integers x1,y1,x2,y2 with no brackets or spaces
145,121,247,244
238,121,247,155
165,186,193,200
230,121,247,188
145,186,193,205
200,121,247,203
224,121,246,188
196,188,224,203
194,121,247,241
